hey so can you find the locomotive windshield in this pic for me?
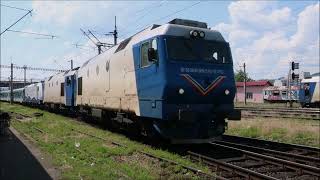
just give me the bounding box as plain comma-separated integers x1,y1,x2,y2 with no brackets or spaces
166,37,232,64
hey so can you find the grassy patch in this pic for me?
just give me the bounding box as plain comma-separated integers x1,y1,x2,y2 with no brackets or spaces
226,117,320,147
0,102,211,179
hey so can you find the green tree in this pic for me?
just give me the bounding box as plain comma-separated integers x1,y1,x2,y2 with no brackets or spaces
234,69,253,82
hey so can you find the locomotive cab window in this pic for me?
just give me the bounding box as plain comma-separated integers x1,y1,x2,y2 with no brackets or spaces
141,41,150,68
141,38,158,68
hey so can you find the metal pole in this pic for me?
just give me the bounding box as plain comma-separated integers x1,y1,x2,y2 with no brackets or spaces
114,16,117,45
23,65,27,87
288,62,292,107
71,60,73,70
10,63,13,104
243,62,247,105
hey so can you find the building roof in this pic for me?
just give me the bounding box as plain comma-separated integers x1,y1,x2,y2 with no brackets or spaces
236,80,272,87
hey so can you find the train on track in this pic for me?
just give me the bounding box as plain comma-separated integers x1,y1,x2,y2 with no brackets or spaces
1,19,241,143
299,75,320,108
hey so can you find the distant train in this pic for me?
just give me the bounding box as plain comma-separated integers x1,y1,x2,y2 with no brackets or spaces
299,76,320,108
263,86,299,103
0,19,241,143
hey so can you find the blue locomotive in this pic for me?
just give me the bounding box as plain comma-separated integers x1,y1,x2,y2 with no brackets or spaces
1,19,240,143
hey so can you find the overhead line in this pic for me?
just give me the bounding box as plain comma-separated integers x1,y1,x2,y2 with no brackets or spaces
6,29,58,39
120,1,201,39
152,1,201,24
0,65,66,72
133,1,165,15
0,4,30,12
0,9,33,35
119,1,167,37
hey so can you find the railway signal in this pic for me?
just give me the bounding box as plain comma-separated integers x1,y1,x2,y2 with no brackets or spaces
291,72,299,80
291,62,299,70
288,61,300,107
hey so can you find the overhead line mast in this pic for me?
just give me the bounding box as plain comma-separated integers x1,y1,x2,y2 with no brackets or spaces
81,16,118,55
1,64,66,91
105,16,118,45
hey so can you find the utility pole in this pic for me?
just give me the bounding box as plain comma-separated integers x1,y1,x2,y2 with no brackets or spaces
10,63,13,104
288,61,299,108
288,63,292,107
113,16,118,45
243,62,247,105
105,16,118,45
80,29,112,55
23,65,27,87
69,59,73,70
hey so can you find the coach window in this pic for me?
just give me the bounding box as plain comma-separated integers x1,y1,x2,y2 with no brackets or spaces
78,77,82,95
60,83,64,96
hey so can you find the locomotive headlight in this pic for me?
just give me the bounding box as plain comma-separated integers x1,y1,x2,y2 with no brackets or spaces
199,31,205,38
190,30,199,37
225,89,230,95
179,88,185,95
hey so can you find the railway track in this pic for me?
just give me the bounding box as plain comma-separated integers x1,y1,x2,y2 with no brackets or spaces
188,135,320,179
4,106,320,179
236,107,320,120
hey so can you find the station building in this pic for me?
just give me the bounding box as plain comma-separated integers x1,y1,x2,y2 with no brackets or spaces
235,81,272,103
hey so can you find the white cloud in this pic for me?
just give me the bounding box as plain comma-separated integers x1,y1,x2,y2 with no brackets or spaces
32,1,82,25
213,2,319,79
30,1,146,28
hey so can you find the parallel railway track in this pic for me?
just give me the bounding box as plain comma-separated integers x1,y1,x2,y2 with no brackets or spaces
4,107,320,179
236,107,320,120
188,135,320,179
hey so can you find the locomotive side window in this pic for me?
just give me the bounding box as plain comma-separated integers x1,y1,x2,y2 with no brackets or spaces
141,41,150,67
141,38,158,68
78,77,82,95
151,38,158,60
60,83,64,96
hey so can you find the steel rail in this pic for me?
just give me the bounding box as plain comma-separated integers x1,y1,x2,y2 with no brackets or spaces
235,107,320,112
222,135,320,154
214,140,320,166
188,151,278,180
71,128,220,179
209,142,320,177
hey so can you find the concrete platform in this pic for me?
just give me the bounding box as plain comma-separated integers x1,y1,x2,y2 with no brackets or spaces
0,128,57,180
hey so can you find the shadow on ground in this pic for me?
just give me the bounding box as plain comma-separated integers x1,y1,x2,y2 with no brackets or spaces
0,129,52,180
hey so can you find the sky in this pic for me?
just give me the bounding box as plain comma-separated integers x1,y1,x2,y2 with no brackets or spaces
1,1,319,81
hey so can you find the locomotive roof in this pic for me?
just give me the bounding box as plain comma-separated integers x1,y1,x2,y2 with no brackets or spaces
80,20,226,67
130,23,226,43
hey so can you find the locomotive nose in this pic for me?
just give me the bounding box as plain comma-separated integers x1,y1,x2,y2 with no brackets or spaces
180,74,226,96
